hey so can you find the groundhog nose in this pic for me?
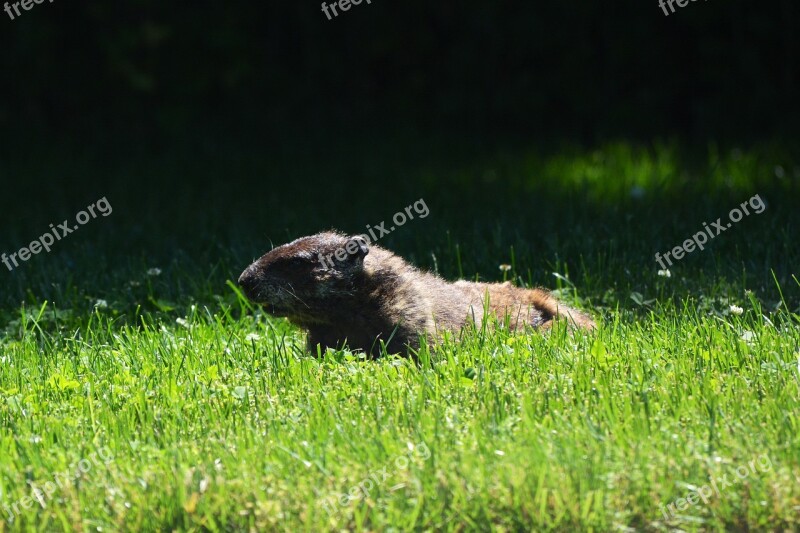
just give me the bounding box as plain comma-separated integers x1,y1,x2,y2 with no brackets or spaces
238,268,258,295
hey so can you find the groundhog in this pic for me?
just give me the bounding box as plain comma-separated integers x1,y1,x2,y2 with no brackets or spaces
238,231,595,357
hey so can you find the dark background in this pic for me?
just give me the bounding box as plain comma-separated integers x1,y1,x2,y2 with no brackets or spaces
0,0,798,317
1,0,797,144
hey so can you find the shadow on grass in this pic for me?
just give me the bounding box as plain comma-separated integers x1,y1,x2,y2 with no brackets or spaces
1,135,798,338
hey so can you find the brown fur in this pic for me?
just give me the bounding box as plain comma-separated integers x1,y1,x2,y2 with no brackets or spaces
238,231,596,357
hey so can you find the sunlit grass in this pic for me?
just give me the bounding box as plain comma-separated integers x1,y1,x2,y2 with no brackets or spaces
0,139,798,531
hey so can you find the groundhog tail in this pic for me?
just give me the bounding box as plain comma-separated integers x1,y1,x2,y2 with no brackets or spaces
531,289,597,331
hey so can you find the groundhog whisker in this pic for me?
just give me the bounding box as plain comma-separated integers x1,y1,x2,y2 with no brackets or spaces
282,286,311,309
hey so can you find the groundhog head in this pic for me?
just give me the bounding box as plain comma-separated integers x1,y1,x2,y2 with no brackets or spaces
238,232,369,323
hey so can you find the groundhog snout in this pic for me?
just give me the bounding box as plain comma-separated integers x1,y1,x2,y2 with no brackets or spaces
238,265,262,300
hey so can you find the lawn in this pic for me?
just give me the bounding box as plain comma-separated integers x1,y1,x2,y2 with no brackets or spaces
0,135,798,531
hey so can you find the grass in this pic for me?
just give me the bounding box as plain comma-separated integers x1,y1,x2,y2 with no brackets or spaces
0,135,799,531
